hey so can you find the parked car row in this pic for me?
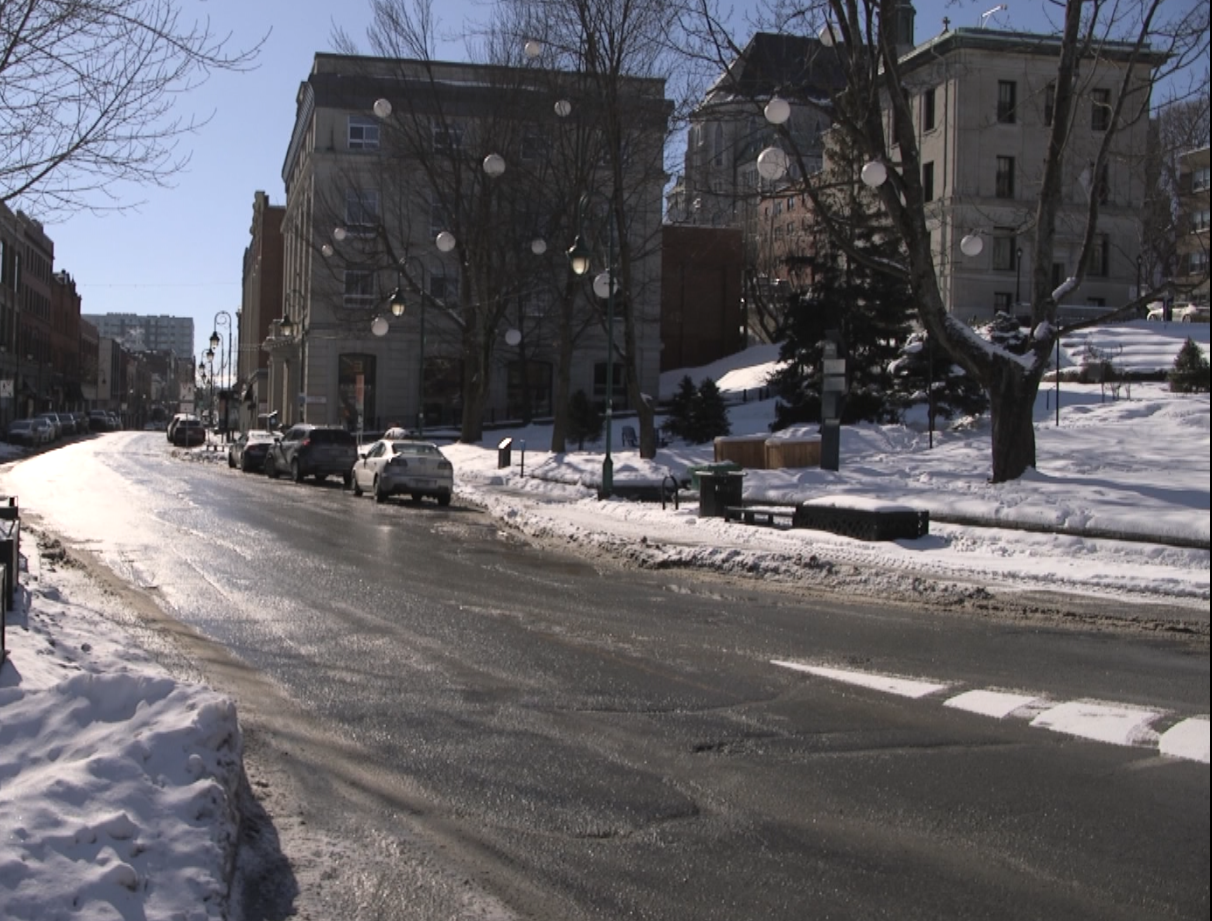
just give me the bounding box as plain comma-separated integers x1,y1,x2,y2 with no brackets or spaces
5,409,121,447
223,423,454,506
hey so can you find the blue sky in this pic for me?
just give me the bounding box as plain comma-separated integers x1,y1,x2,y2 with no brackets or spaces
40,1,1058,365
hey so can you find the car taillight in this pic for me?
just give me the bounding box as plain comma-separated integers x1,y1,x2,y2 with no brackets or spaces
300,437,311,447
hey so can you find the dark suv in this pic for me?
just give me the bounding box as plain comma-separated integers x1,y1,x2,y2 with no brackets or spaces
265,424,357,486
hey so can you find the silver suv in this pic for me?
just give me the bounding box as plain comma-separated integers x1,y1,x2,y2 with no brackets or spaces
264,424,357,486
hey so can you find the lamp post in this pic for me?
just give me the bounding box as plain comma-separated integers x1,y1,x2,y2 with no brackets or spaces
204,347,215,430
1015,246,1023,306
567,192,617,499
388,257,429,437
211,310,232,440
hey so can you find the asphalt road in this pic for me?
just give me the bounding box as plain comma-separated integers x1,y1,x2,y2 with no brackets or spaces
8,434,1210,920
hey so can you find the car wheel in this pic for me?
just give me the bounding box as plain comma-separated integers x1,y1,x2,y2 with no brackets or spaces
266,456,279,479
241,455,252,473
228,454,236,468
291,459,303,483
411,492,423,503
437,490,452,507
373,476,385,503
343,472,353,489
352,475,363,497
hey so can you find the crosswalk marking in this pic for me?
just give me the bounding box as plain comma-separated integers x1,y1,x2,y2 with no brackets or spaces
773,660,1210,764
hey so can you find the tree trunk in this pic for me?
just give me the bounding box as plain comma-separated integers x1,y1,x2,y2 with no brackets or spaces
458,327,488,444
987,359,1040,483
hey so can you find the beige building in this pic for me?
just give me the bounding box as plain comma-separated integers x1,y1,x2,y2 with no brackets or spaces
896,26,1164,321
265,53,670,435
1176,145,1210,305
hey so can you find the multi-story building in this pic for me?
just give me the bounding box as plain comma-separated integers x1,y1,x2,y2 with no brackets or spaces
50,271,83,410
896,26,1165,321
16,212,54,413
264,53,670,435
1176,145,1210,305
238,191,284,429
81,313,194,362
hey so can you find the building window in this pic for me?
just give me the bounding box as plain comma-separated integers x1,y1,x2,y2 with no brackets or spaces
1188,250,1208,274
994,292,1013,311
713,123,725,167
1092,89,1112,131
922,161,935,201
593,362,628,411
1192,166,1210,192
344,189,379,233
343,269,376,306
997,81,1017,123
1090,234,1110,277
429,197,450,238
521,128,544,161
995,156,1015,198
348,116,380,150
1043,83,1055,126
922,87,936,131
431,120,464,154
993,229,1017,271
1191,209,1211,232
429,271,458,303
1095,162,1110,204
338,354,376,431
506,360,553,419
1086,297,1106,308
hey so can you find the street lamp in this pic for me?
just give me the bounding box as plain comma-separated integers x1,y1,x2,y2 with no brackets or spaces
387,257,430,437
567,192,617,499
1015,246,1023,305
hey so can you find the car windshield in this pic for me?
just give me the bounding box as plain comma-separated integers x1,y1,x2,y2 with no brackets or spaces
391,442,442,457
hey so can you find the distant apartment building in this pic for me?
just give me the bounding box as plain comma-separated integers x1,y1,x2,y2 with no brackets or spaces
81,313,195,361
264,52,670,432
1176,146,1210,304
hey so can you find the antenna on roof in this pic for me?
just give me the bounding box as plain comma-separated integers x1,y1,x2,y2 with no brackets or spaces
979,4,1007,28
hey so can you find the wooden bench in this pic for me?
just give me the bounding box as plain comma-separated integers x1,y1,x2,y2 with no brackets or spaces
793,496,929,541
724,505,798,529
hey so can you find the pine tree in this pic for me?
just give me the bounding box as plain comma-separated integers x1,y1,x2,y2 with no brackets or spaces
889,330,989,424
769,225,915,431
661,375,698,441
687,378,731,444
1169,338,1210,393
980,311,1032,355
566,390,602,449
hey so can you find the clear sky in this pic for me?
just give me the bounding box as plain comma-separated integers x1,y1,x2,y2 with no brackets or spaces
38,1,1059,366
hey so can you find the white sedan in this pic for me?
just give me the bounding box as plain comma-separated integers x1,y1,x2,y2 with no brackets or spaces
350,439,454,506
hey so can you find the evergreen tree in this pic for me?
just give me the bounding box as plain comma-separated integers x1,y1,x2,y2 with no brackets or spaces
769,226,915,431
687,378,731,444
889,330,989,424
1169,338,1210,393
566,390,603,449
661,375,698,441
979,311,1032,355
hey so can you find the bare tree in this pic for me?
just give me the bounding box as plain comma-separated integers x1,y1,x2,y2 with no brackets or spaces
0,0,264,217
685,0,1208,482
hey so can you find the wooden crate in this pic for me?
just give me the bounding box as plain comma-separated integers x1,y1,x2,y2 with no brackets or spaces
714,435,768,469
764,438,821,469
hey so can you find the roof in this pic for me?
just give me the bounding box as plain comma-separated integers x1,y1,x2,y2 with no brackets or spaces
705,32,847,105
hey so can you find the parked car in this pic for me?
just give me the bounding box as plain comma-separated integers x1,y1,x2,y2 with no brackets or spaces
34,412,62,441
88,410,113,432
52,412,77,436
1147,302,1211,323
6,417,53,447
170,417,206,447
227,429,277,472
264,424,357,485
167,412,199,442
350,438,454,506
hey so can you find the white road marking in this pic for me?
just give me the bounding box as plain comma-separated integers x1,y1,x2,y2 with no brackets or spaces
1158,718,1210,764
944,689,1041,719
771,661,949,698
1030,700,1161,747
774,661,1206,763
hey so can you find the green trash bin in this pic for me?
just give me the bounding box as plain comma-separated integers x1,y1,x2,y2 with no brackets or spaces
698,470,744,518
686,461,742,491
